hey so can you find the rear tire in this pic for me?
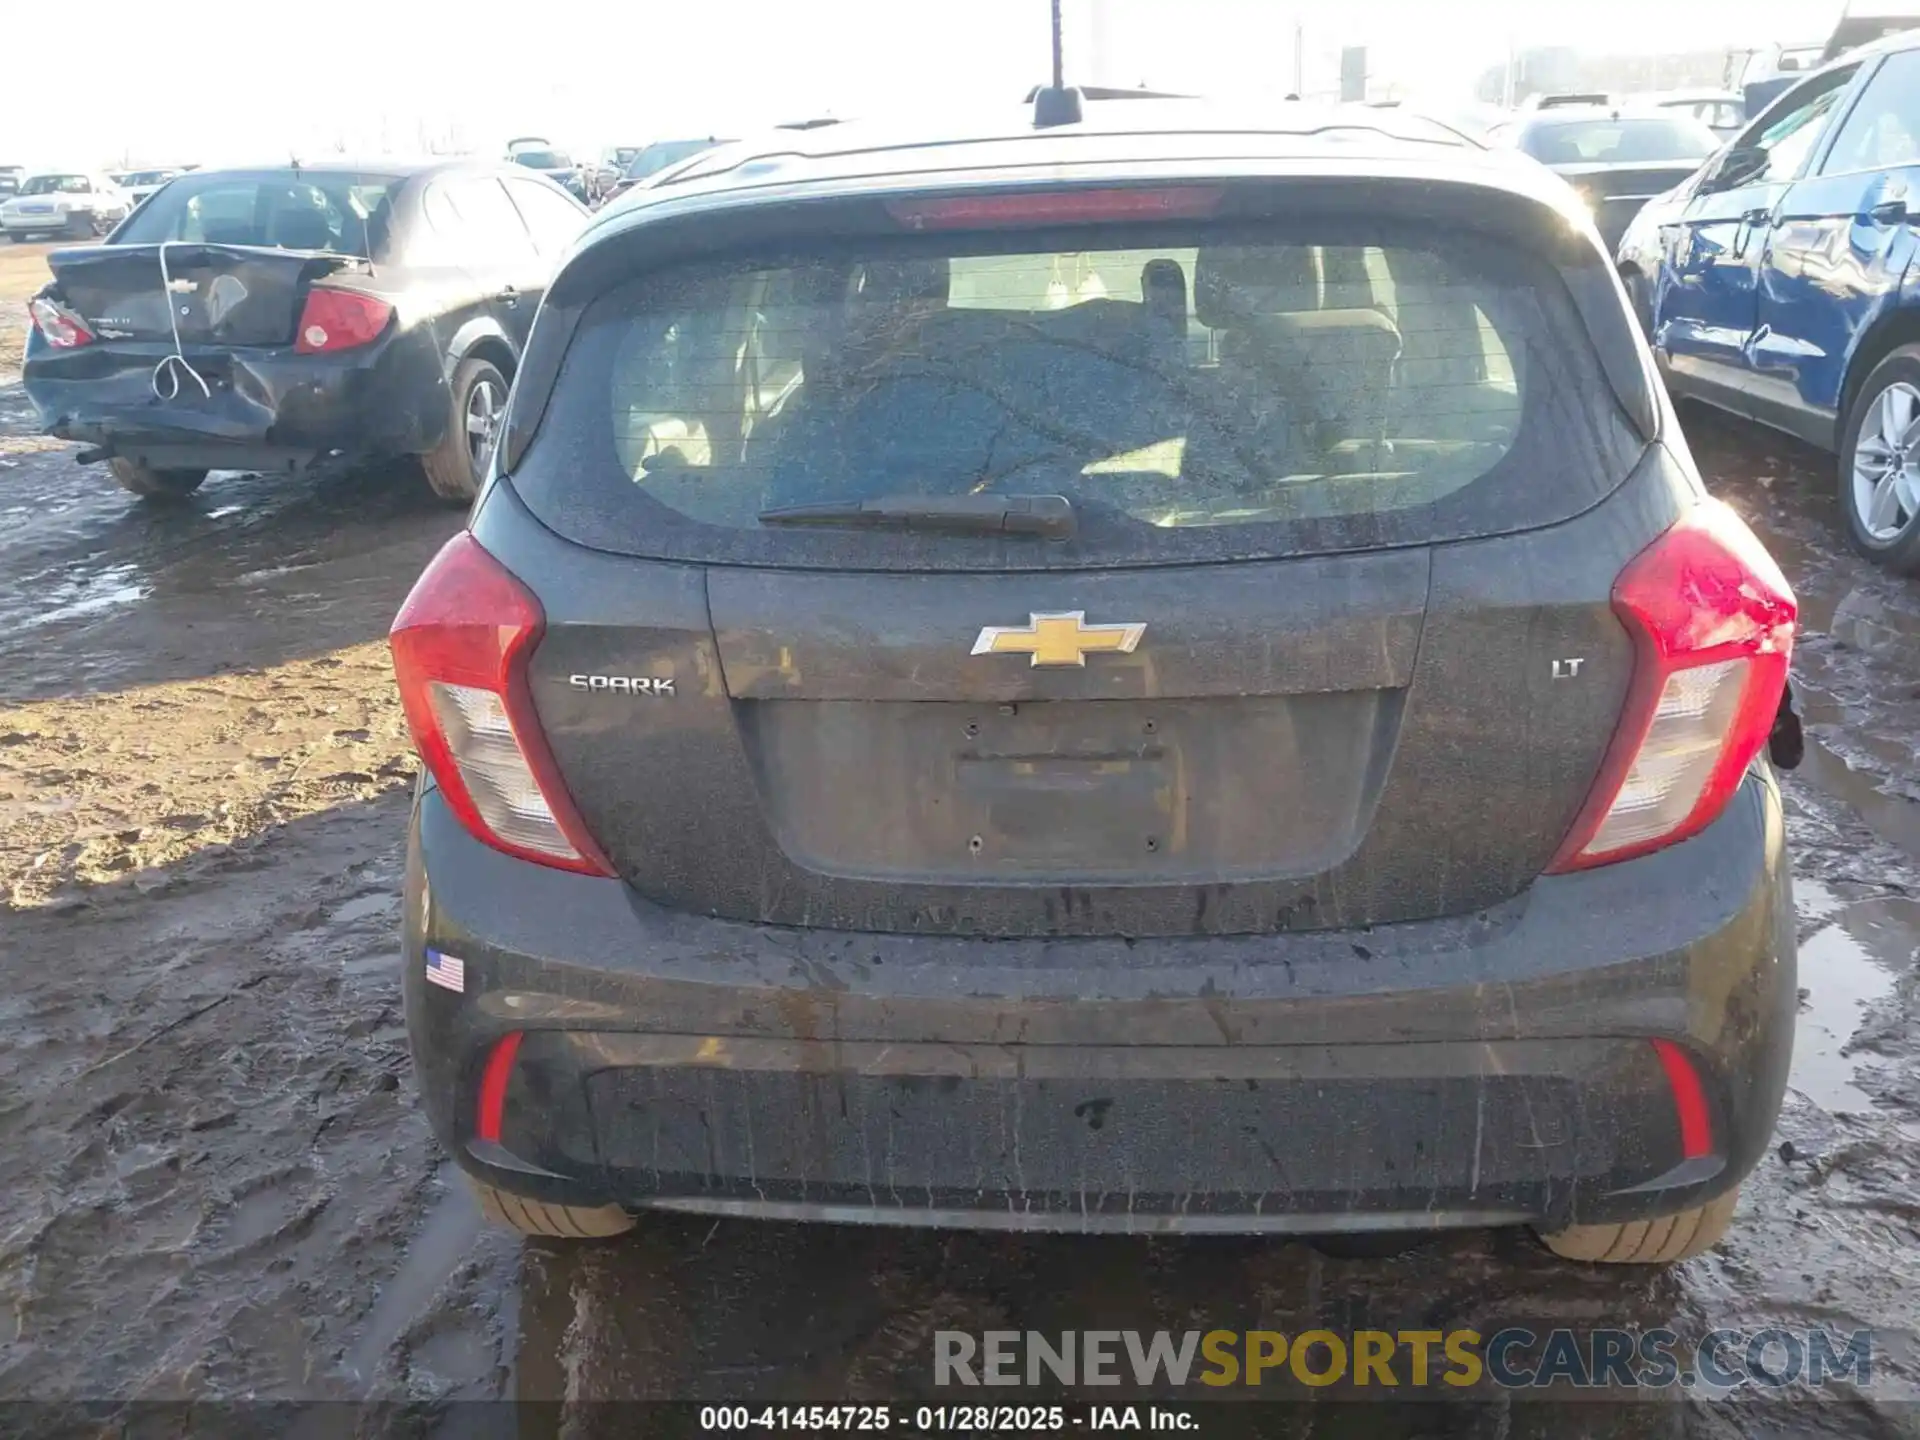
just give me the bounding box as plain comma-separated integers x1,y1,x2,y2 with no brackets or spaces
468,1176,634,1239
1837,346,1920,574
1621,267,1653,339
1535,1186,1739,1265
421,356,509,503
108,458,208,499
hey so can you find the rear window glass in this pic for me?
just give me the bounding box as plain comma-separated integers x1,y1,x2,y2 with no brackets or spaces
114,172,402,256
1522,118,1719,165
517,220,1642,570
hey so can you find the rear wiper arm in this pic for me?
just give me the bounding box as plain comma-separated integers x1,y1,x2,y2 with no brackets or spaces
757,493,1075,538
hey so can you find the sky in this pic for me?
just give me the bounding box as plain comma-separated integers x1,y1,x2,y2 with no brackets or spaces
6,0,1849,171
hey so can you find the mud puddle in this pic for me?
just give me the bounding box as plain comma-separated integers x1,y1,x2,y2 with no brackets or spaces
1791,879,1920,1119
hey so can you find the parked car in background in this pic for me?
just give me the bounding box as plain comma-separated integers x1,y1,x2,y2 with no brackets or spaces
506,137,579,185
1645,90,1748,138
391,98,1800,1268
1620,30,1920,572
23,160,587,502
607,136,732,200
2,173,134,241
597,147,647,192
120,167,188,208
0,166,26,197
1736,8,1920,116
1490,108,1722,251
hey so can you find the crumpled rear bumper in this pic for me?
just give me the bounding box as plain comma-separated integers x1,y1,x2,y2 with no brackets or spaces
24,325,448,472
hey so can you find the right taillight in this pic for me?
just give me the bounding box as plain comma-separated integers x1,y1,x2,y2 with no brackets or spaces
294,288,393,354
1547,499,1797,873
389,534,614,877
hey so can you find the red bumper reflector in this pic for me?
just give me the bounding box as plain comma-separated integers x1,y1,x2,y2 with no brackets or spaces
476,1031,523,1144
1651,1038,1711,1160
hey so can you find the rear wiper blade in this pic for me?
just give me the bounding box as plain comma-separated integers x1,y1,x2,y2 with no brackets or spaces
757,493,1075,538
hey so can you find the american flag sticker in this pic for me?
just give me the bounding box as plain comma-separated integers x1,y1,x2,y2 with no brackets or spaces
424,949,466,994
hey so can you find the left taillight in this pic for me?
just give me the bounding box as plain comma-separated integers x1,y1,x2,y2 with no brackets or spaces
1547,499,1797,873
294,287,392,354
28,296,93,349
389,533,615,877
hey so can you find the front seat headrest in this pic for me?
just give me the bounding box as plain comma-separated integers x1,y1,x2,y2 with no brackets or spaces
1194,245,1322,328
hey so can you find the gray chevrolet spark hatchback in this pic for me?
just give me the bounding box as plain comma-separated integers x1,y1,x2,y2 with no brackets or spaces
391,99,1800,1264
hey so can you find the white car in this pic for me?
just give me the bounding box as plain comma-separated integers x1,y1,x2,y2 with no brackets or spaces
1,172,133,241
118,167,186,209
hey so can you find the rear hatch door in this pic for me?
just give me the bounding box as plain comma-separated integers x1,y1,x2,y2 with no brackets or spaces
509,182,1661,936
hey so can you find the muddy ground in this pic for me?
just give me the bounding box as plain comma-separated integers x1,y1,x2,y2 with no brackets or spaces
2,240,1919,1437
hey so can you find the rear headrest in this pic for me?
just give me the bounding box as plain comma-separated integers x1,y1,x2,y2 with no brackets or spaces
274,207,334,251
1194,245,1321,328
200,220,254,247
1141,258,1187,316
857,258,950,308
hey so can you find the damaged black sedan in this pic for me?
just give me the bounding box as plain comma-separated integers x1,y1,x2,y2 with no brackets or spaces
22,160,589,501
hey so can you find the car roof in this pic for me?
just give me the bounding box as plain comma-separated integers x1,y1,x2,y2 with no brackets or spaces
146,158,514,180
583,99,1578,241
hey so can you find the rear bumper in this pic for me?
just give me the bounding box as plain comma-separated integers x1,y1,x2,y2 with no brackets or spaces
23,323,449,472
403,769,1796,1235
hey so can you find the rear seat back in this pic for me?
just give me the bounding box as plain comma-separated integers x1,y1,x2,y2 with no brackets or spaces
1194,245,1401,463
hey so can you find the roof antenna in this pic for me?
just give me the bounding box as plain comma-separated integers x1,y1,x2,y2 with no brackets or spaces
1032,0,1083,127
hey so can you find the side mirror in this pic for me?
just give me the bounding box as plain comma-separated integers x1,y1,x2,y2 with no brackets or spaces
1708,145,1768,191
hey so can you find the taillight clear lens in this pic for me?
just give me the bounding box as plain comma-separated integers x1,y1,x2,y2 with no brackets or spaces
427,681,578,861
389,534,613,876
1577,659,1746,857
294,288,393,354
1548,500,1796,872
28,296,93,348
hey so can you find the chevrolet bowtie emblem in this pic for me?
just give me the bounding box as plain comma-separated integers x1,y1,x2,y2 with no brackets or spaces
971,611,1146,667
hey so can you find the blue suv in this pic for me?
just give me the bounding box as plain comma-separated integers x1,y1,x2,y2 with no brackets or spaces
1618,31,1920,573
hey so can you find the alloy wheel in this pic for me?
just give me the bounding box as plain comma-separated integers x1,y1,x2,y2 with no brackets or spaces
465,377,504,481
1852,380,1920,543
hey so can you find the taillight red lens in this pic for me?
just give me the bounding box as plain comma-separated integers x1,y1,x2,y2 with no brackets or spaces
389,534,614,876
28,296,93,349
1547,499,1796,872
294,288,393,354
887,186,1225,230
